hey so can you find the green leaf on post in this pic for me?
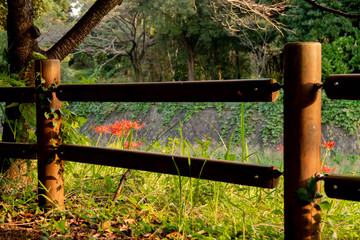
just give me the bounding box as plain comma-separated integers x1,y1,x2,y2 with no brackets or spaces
314,192,323,199
307,175,317,192
44,112,50,119
296,188,312,201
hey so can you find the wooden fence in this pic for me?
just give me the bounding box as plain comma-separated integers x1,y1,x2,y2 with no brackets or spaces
1,42,360,239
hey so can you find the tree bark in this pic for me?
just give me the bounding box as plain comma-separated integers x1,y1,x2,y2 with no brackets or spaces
179,32,198,81
1,0,37,174
186,47,196,81
7,0,36,73
132,60,144,82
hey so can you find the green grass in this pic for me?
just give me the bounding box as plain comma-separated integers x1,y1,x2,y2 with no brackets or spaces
1,134,360,239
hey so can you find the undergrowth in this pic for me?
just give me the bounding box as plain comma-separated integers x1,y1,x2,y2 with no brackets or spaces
0,132,359,239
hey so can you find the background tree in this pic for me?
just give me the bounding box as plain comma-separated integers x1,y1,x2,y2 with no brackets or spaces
35,0,78,49
79,1,156,82
62,0,290,83
151,0,220,81
213,0,287,79
213,0,288,32
301,0,360,19
283,0,360,77
283,0,359,43
232,23,277,78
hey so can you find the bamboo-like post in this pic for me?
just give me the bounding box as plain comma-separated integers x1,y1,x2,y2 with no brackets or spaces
283,43,322,239
36,59,64,209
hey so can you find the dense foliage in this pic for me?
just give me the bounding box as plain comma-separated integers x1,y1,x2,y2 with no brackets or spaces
59,0,359,84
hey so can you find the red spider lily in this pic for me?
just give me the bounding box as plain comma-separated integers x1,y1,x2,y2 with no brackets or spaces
124,141,143,149
322,140,335,151
276,144,284,151
126,120,145,130
321,165,336,174
107,120,145,137
93,120,145,150
134,121,145,130
93,120,145,136
93,125,110,134
109,121,129,137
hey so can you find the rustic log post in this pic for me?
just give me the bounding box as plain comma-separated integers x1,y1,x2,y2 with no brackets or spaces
36,59,64,209
283,42,322,239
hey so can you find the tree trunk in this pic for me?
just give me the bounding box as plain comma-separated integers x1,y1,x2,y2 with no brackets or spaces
186,48,196,81
7,0,37,74
1,0,37,175
167,49,176,81
133,64,144,82
129,54,144,82
237,51,241,79
179,33,198,81
209,52,217,80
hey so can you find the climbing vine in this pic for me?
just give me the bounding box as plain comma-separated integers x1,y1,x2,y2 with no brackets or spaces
67,88,359,147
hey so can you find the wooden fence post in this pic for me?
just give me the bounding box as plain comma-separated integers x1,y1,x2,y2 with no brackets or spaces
36,59,64,209
283,42,322,239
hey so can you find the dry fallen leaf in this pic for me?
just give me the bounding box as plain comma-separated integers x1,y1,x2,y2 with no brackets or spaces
166,231,182,238
124,218,136,225
7,213,12,223
119,223,130,232
23,212,34,218
102,220,112,231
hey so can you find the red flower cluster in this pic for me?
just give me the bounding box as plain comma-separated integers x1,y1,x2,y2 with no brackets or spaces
276,144,284,151
321,165,336,174
124,141,143,149
93,120,145,149
93,125,110,134
93,120,145,137
109,120,144,137
322,139,335,151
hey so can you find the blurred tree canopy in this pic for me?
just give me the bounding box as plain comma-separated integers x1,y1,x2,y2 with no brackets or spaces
283,0,360,76
72,0,287,82
283,0,359,42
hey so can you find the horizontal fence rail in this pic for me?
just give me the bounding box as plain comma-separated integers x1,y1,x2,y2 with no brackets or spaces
324,74,360,100
58,144,282,188
323,174,360,201
55,79,281,102
0,87,35,102
0,142,37,158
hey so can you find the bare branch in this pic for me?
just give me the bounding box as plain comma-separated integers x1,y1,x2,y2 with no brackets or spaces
98,53,122,70
78,2,156,82
302,0,360,19
212,0,288,33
